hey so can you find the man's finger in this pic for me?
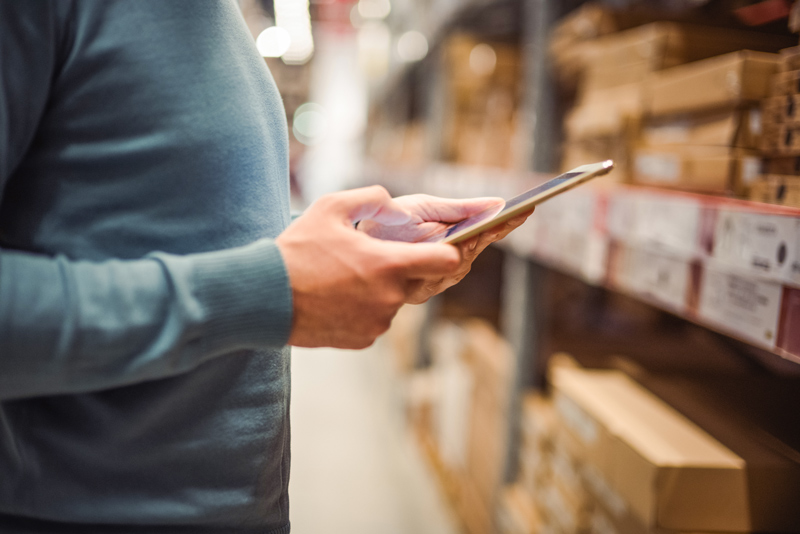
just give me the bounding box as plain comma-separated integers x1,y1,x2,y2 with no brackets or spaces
400,194,504,223
377,241,461,276
321,186,414,226
481,208,535,240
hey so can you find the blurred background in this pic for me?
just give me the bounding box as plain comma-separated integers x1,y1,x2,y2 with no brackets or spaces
237,0,800,533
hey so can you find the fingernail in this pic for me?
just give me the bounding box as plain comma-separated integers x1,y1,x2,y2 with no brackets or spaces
469,240,478,251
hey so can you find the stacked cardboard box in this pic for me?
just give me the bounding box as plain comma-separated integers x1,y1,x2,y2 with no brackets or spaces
634,51,781,194
540,362,800,534
457,320,515,534
426,319,515,534
516,394,556,502
557,22,792,184
752,46,800,207
551,365,748,533
496,485,545,534
442,35,523,170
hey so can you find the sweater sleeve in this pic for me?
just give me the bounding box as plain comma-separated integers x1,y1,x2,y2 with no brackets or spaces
0,2,293,401
0,242,293,400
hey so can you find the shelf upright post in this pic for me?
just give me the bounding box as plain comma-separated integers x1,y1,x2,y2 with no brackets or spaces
499,0,584,485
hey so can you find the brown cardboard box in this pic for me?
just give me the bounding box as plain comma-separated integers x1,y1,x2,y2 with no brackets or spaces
632,146,761,194
567,83,644,138
765,155,800,174
457,477,494,534
576,23,792,94
762,95,800,131
589,496,745,534
647,51,781,116
776,123,800,154
538,480,593,534
771,69,800,96
550,366,748,532
497,485,543,534
518,394,556,495
640,110,762,150
749,174,800,207
386,303,428,372
520,394,556,450
457,320,514,531
625,371,800,533
780,45,800,71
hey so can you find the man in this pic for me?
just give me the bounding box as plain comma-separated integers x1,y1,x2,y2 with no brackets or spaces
0,1,530,532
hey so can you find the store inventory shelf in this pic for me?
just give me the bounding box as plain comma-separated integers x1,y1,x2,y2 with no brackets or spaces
365,163,800,365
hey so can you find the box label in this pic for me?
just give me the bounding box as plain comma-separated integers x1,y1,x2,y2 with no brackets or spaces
713,210,799,284
698,267,783,348
634,153,680,183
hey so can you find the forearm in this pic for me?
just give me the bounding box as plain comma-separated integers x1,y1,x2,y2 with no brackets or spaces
0,240,292,400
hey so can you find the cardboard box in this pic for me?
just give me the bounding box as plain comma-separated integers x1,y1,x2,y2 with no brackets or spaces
647,51,781,116
589,497,742,534
386,303,428,372
771,69,800,96
748,174,800,208
765,155,800,174
550,366,748,532
457,320,514,525
779,45,800,71
762,94,800,129
640,109,762,150
576,23,792,94
497,485,544,534
518,394,556,494
567,83,644,138
632,146,761,194
520,394,556,450
538,481,593,534
626,371,800,533
457,477,494,534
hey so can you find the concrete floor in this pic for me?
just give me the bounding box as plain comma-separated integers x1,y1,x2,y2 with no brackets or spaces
289,341,459,534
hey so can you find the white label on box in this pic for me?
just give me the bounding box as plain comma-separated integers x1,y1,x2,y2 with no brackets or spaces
750,108,762,136
713,210,799,283
644,121,691,144
741,157,761,186
634,153,680,184
698,266,783,348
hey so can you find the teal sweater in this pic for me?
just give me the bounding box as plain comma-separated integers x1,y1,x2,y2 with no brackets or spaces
0,1,294,532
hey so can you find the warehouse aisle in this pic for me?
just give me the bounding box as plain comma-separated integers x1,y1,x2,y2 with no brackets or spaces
289,342,459,534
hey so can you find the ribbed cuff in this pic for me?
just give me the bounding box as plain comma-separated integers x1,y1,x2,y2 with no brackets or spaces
190,239,293,350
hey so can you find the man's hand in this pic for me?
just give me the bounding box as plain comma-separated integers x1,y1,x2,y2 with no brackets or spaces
358,194,534,304
275,186,461,349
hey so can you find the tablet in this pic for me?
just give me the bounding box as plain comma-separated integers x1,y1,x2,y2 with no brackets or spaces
421,160,614,244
